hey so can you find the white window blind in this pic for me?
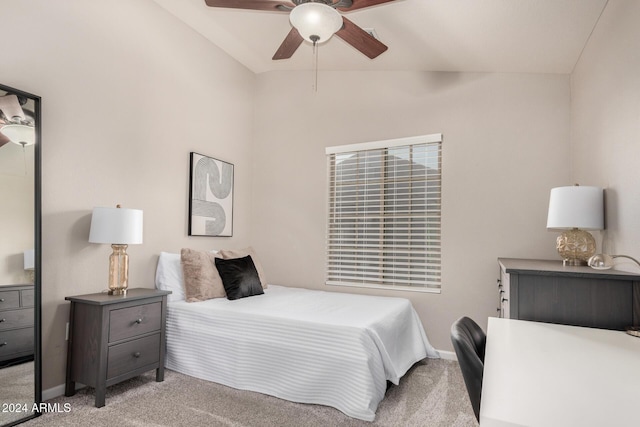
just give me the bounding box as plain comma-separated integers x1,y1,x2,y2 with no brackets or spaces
325,134,442,292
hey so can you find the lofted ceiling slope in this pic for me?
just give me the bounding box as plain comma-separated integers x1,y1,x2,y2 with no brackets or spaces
152,0,608,74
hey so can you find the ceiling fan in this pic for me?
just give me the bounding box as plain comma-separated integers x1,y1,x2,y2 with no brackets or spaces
204,0,396,60
0,94,35,150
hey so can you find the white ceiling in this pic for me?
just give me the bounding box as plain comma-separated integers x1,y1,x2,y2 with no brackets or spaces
153,0,608,74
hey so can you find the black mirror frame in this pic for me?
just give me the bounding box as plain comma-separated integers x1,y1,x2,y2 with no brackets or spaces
0,82,42,426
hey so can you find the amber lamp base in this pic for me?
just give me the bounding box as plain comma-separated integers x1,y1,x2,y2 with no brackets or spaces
108,244,129,295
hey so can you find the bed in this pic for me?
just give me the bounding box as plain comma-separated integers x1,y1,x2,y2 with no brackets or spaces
156,251,439,421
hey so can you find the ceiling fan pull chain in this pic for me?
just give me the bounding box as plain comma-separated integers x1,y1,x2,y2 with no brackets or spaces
21,141,28,175
311,35,319,92
314,41,318,92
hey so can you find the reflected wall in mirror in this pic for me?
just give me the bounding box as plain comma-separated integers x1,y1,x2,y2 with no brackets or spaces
0,83,41,426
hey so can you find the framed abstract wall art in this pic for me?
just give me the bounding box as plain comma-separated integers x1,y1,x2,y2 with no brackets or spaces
189,152,234,236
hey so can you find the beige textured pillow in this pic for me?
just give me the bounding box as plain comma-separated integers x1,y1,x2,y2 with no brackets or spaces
181,248,226,302
218,246,268,289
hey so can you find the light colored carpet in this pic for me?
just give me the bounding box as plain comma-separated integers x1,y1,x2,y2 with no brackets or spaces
0,361,35,425
24,359,477,426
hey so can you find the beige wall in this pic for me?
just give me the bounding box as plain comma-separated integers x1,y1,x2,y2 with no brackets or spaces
0,97,35,285
251,70,569,351
1,0,255,389
0,170,34,284
6,0,621,393
571,0,640,269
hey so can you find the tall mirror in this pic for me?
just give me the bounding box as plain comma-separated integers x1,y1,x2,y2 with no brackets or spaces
0,83,41,426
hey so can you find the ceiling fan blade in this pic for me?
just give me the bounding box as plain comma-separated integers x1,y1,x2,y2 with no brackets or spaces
204,0,294,12
0,133,10,148
336,0,396,12
273,28,304,60
335,16,388,59
0,94,24,120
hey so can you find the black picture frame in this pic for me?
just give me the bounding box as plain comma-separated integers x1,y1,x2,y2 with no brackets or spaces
188,152,234,237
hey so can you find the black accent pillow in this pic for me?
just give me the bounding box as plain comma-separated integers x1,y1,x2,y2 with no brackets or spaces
214,255,264,300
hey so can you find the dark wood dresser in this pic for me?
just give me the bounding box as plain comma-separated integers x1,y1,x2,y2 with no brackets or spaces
65,288,171,407
0,284,34,365
498,258,640,330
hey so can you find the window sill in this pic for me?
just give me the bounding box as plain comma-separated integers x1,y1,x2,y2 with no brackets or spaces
325,281,441,294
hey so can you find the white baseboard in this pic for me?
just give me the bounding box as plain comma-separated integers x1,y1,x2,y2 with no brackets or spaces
42,384,64,401
436,349,457,361
43,383,85,401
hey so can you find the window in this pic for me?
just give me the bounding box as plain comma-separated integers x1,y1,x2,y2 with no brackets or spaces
325,134,442,293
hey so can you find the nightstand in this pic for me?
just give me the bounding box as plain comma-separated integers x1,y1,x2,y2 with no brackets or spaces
64,288,171,407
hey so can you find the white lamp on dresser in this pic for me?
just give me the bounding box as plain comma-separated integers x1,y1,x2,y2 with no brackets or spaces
546,184,604,266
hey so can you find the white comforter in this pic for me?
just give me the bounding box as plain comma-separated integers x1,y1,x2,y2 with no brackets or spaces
165,285,438,421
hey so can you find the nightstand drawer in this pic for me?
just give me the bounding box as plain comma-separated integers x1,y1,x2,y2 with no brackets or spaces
109,302,161,342
0,291,20,310
107,333,160,379
0,308,34,330
0,328,34,359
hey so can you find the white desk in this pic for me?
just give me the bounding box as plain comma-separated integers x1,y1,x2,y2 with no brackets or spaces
481,318,640,427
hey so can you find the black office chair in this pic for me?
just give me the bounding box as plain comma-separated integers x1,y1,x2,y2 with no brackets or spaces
451,316,486,422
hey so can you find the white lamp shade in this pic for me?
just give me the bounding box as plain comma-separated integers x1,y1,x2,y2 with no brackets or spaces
23,249,35,270
546,186,604,230
1,124,35,146
89,207,143,244
289,2,343,43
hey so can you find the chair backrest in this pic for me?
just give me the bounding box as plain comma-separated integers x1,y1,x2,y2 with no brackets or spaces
451,316,486,422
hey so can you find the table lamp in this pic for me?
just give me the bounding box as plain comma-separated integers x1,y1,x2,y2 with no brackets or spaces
546,185,603,266
89,205,143,295
23,249,34,283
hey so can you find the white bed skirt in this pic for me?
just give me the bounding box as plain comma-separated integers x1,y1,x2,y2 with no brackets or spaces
165,285,438,421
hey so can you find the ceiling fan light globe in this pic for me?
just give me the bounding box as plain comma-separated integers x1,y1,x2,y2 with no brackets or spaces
289,2,343,44
1,124,35,146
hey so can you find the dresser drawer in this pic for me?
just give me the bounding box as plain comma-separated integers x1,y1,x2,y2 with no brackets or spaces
0,291,20,310
0,308,34,331
21,289,35,307
109,302,162,342
107,333,160,379
0,327,34,359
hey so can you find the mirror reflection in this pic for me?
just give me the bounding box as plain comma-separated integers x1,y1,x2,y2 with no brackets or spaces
0,86,37,425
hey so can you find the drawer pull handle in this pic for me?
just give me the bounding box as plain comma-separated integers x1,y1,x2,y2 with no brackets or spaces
0,318,5,323
0,342,7,347
502,297,508,302
133,352,141,358
0,298,4,302
135,318,143,324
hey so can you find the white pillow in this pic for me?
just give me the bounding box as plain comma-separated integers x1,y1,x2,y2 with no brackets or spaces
155,252,184,302
155,250,218,302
